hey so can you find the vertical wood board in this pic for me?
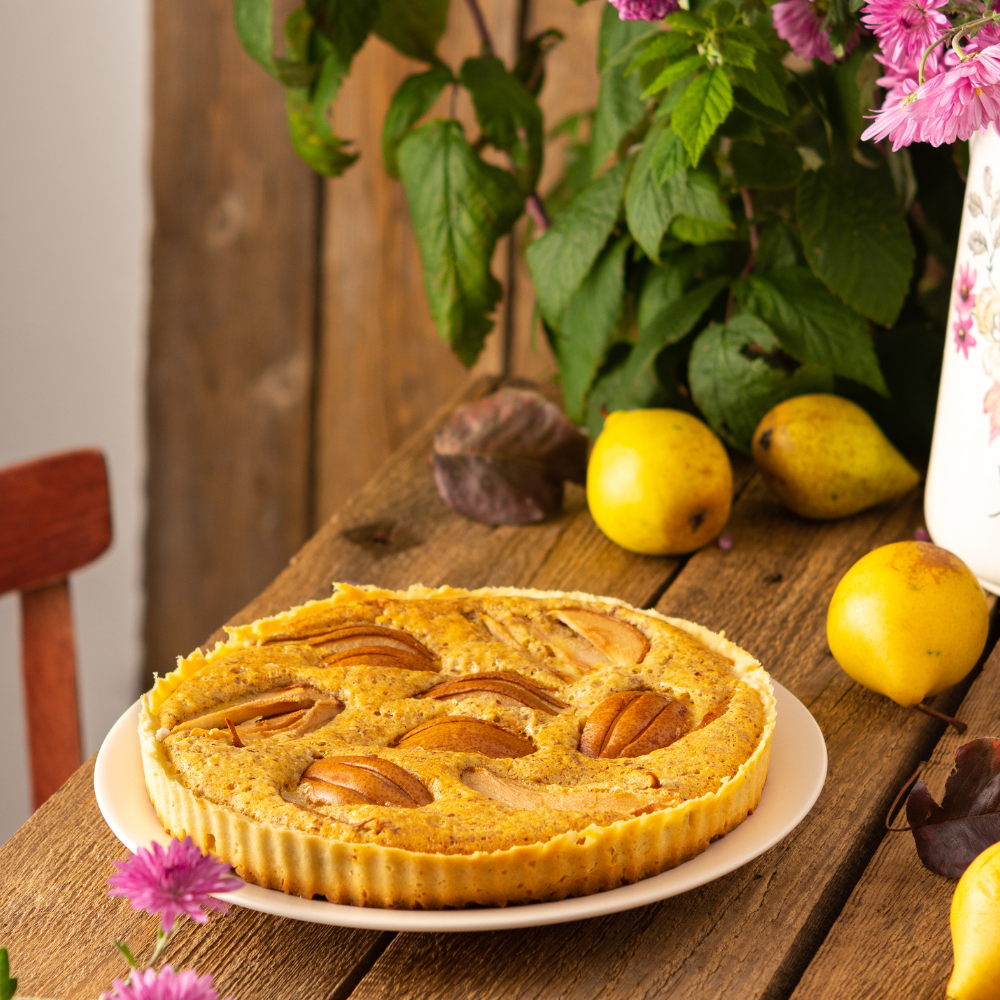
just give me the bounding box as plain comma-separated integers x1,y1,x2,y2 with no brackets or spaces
144,0,319,684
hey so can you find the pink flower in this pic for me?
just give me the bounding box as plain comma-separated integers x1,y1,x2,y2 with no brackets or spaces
107,837,242,934
986,383,1000,443
101,965,232,1000
955,262,977,318
863,47,1000,148
609,0,680,19
717,533,734,551
909,48,1000,144
914,526,931,540
954,316,977,358
772,0,839,63
861,0,950,66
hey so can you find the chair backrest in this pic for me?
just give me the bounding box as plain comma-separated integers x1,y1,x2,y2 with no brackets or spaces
0,449,112,808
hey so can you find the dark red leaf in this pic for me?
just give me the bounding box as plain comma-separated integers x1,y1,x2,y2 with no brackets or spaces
432,388,587,525
906,738,1000,877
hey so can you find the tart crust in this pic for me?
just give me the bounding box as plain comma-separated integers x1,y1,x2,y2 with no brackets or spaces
139,584,776,909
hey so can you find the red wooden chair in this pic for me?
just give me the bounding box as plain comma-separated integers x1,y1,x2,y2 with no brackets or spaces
0,449,112,808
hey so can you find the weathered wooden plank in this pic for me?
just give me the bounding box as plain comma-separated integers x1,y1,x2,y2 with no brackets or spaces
0,759,380,1000
144,0,318,685
788,635,1000,999
339,481,984,1000
314,1,520,524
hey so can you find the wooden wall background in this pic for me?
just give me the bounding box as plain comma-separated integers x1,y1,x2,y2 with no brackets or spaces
144,0,602,684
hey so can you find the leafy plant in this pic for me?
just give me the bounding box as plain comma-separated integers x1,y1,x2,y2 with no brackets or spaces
233,0,960,458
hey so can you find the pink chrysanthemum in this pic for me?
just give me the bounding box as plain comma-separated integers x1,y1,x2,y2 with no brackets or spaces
101,965,232,1000
609,0,680,19
772,0,838,63
953,316,977,358
863,47,1000,148
986,383,1000,443
909,48,1000,144
107,837,242,933
861,0,950,67
955,262,977,318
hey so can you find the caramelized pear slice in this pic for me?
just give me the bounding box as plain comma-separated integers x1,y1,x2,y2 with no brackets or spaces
579,691,690,759
555,609,650,665
265,622,438,671
173,685,342,740
420,672,567,714
300,756,432,808
396,717,535,758
462,768,658,816
515,616,609,676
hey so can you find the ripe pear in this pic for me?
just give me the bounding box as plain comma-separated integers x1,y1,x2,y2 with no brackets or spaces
752,395,920,519
587,409,732,555
827,541,989,707
948,841,1000,1000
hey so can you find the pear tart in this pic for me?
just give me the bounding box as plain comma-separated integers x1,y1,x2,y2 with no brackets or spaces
139,584,775,909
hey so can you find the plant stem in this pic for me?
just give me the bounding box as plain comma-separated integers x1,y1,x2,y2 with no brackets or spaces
148,929,171,969
740,188,758,277
526,193,551,231
915,702,968,733
464,0,496,57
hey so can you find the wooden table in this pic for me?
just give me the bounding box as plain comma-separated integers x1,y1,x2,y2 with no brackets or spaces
3,377,998,1000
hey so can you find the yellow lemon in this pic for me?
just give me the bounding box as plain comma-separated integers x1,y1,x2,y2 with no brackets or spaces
948,840,1000,1000
826,541,989,707
587,409,732,555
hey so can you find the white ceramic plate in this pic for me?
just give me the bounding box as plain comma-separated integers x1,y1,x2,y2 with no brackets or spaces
95,681,826,932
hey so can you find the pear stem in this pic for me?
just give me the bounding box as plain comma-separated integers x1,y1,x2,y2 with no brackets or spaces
915,702,968,733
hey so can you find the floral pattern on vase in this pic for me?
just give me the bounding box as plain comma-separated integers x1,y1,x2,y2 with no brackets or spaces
925,127,1000,595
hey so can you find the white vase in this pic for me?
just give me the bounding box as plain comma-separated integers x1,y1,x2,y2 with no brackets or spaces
925,126,1000,594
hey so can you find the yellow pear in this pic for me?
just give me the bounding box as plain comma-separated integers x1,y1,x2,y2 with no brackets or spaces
948,841,1000,1000
587,409,732,555
827,541,989,707
752,394,920,519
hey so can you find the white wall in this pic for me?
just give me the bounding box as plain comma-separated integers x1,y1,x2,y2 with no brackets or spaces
0,0,150,842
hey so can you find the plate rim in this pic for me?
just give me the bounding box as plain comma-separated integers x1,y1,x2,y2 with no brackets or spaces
95,680,826,932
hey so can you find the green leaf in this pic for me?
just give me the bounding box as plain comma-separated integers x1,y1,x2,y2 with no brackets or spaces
755,219,801,272
373,0,448,62
554,236,631,422
382,65,453,177
733,86,789,125
731,54,786,112
664,169,733,243
286,89,358,176
672,68,733,164
397,120,524,366
625,31,697,76
637,264,685,334
689,316,835,450
234,0,276,74
737,267,887,392
643,53,707,97
650,126,688,183
591,6,651,172
664,10,710,33
309,0,381,63
514,28,566,96
114,938,138,970
590,277,729,422
526,159,629,323
625,122,673,260
730,133,802,189
718,108,764,142
706,1,738,27
599,6,660,72
460,56,544,193
717,36,757,69
0,948,16,1000
833,47,879,149
797,161,915,326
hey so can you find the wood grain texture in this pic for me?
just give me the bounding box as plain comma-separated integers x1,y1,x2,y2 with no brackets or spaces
789,636,1000,1000
0,449,111,595
144,0,319,686
0,759,381,1000
314,2,518,524
21,579,82,808
340,481,986,1000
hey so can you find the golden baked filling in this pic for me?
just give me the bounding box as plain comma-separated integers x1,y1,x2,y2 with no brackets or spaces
140,584,776,909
